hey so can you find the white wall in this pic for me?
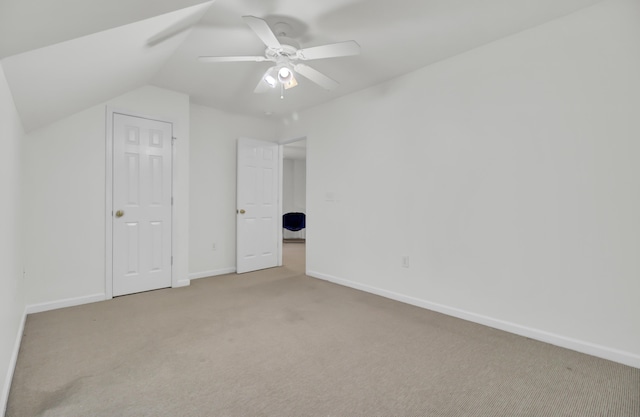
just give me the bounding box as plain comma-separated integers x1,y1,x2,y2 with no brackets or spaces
23,85,190,308
284,0,640,367
188,103,279,278
0,63,26,415
283,159,294,213
293,159,306,214
283,158,306,214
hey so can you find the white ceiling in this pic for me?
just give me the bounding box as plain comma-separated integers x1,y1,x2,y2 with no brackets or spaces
0,0,212,58
1,0,601,131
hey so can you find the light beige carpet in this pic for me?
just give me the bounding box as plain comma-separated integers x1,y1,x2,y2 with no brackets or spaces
7,243,640,416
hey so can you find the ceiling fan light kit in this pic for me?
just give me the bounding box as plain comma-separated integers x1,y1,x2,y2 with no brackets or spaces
264,73,277,88
277,66,293,83
198,15,360,97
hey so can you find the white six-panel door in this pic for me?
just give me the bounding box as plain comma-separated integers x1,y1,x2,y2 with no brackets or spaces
237,138,279,274
112,113,173,296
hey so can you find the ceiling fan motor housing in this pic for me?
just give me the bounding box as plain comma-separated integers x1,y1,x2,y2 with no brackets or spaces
266,41,299,61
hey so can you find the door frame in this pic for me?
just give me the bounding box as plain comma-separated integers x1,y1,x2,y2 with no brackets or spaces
104,107,176,299
277,135,307,269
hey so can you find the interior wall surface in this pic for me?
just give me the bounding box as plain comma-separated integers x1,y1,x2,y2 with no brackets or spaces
283,158,306,214
0,62,26,415
283,0,640,366
293,159,306,214
283,159,295,214
23,85,190,308
188,103,279,278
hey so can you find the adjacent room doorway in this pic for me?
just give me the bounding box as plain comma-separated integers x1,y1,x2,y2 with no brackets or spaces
280,138,307,271
234,136,307,275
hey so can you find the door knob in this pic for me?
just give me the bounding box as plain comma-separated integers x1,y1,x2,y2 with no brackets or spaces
115,210,125,218
238,209,246,214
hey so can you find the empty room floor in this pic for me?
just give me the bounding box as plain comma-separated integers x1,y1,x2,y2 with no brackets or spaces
7,243,639,416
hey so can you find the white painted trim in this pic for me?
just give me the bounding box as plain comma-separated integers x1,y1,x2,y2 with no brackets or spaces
189,268,236,280
105,106,114,300
278,135,307,145
277,144,284,267
1,307,27,417
307,270,640,369
169,129,179,290
105,106,177,297
174,279,190,288
25,294,107,314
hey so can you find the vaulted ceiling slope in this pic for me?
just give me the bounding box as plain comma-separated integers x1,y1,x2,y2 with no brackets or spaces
0,0,213,58
1,2,214,131
1,0,601,132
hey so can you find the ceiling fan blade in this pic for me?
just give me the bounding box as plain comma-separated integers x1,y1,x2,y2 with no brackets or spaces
198,56,268,63
294,64,339,91
297,40,361,61
242,16,281,50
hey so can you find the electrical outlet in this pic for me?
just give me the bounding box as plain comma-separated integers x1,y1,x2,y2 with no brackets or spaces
402,256,410,268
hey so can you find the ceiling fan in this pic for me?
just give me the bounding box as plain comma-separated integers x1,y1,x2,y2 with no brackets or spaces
198,16,360,97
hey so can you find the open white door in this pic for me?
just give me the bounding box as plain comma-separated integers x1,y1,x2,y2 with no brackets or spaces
237,137,279,274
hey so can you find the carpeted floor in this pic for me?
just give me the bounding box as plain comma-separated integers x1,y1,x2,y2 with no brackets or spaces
7,243,640,416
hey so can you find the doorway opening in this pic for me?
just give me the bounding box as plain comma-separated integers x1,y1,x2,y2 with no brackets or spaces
281,138,307,272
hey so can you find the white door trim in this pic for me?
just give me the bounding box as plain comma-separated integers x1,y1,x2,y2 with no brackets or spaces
279,135,307,145
277,146,283,267
105,106,176,299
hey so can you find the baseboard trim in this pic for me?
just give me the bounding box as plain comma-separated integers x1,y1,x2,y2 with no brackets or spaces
307,270,640,369
189,268,236,280
174,279,190,288
25,293,106,315
1,306,27,416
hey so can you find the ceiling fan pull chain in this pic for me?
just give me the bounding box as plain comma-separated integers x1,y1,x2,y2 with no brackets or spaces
280,83,285,100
